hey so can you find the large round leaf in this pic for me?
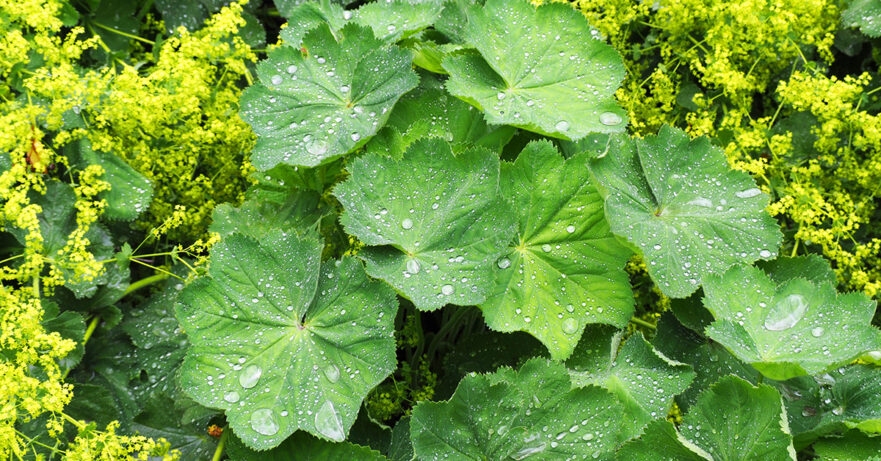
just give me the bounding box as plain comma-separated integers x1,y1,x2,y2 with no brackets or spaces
702,265,881,380
480,141,633,360
334,137,516,311
175,231,398,450
410,358,626,460
240,23,418,169
442,0,627,140
589,125,783,298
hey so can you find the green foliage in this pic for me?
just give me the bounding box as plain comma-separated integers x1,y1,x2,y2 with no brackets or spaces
3,0,881,459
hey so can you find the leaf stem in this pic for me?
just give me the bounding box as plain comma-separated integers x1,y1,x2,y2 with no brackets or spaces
123,273,169,296
92,22,155,45
629,316,656,330
211,426,229,461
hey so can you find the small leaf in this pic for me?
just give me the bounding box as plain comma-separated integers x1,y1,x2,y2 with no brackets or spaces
757,254,838,287
589,126,783,298
241,24,418,169
226,431,388,460
842,0,881,37
703,265,881,380
812,430,881,460
566,325,695,436
616,420,712,460
78,140,153,221
353,0,444,42
481,142,634,359
410,358,626,460
210,189,322,239
680,376,796,460
443,0,626,139
176,231,398,449
787,365,881,441
334,138,516,311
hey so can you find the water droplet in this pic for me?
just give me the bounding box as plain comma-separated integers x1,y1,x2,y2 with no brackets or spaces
401,218,414,229
224,391,240,403
286,65,298,74
306,139,328,157
687,197,713,208
497,92,506,100
525,100,535,107
653,244,662,250
764,294,808,331
736,188,762,198
342,11,352,20
315,401,345,441
759,249,773,258
562,318,578,335
270,75,282,85
566,225,576,233
582,432,594,441
811,327,824,337
387,24,396,33
239,365,262,388
406,259,420,274
541,244,552,252
510,442,546,460
599,111,622,126
554,120,570,131
497,257,511,269
251,408,279,436
441,284,454,295
324,365,340,383
350,132,361,142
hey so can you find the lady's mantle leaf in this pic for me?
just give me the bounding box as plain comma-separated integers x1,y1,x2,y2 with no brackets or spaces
226,431,388,460
240,24,418,169
480,142,633,360
334,137,516,311
410,358,625,460
842,0,881,37
702,265,881,380
77,140,152,221
565,326,695,436
175,231,398,450
442,0,627,140
620,377,796,460
589,125,782,298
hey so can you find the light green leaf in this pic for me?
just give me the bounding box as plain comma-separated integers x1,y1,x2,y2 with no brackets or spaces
410,358,625,460
226,431,388,460
277,1,348,47
616,420,712,461
210,189,322,239
589,125,783,298
442,0,626,140
757,254,838,287
78,140,152,221
813,430,881,460
41,301,86,373
480,142,633,359
681,376,796,460
334,138,516,311
365,77,516,158
176,231,398,450
842,0,881,37
566,325,695,435
703,265,881,380
240,24,418,169
791,365,881,440
353,0,444,42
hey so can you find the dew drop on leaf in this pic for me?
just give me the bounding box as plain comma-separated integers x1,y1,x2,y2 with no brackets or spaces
554,120,570,131
239,364,262,389
599,111,622,126
250,408,279,436
735,188,762,198
759,249,773,258
562,318,578,335
441,284,454,295
223,391,240,403
811,326,824,337
764,294,808,331
286,65,297,74
541,244,552,252
406,259,421,274
270,75,282,85
497,257,511,269
402,218,414,229
324,365,341,383
315,401,346,442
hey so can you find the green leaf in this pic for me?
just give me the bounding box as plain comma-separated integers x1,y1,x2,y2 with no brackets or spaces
388,417,414,461
176,231,398,450
588,126,783,298
680,376,796,460
566,326,695,435
41,301,86,372
226,431,388,460
616,420,712,461
240,24,418,169
277,1,348,47
410,358,626,460
78,140,153,221
210,189,322,239
757,254,838,287
365,77,516,158
792,365,881,440
334,138,516,311
480,142,633,359
353,0,444,42
813,431,881,460
702,265,881,380
442,0,626,140
842,0,881,37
